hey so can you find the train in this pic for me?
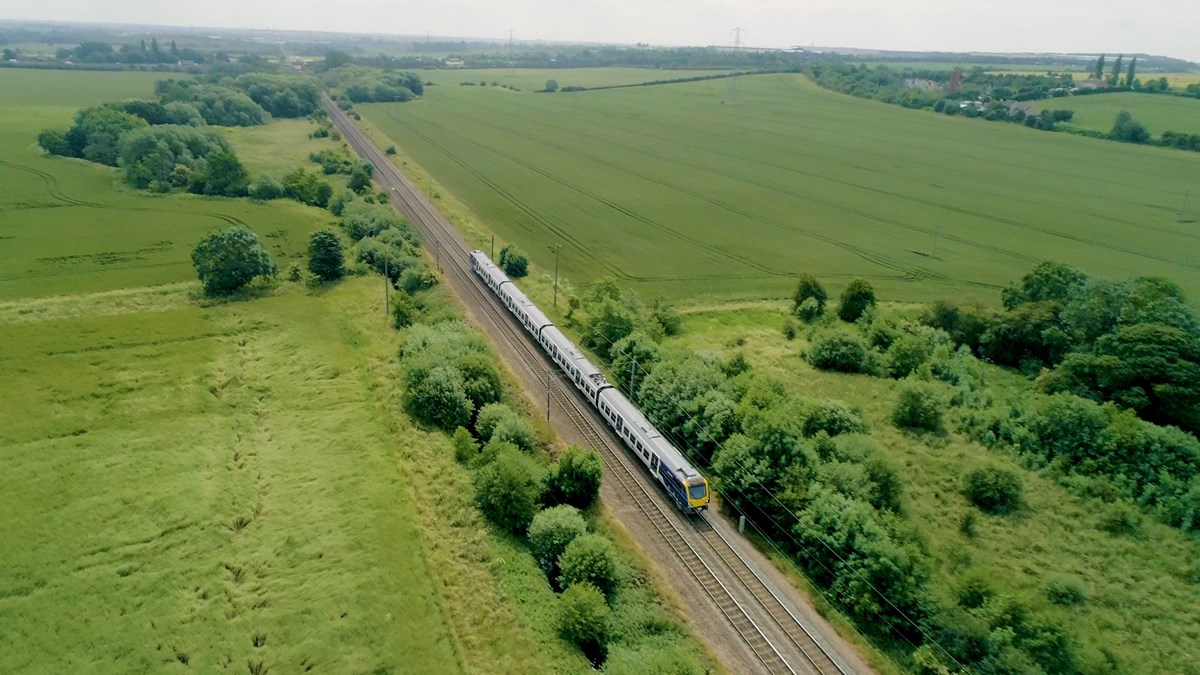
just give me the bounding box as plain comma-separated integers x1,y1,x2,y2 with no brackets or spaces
469,250,710,513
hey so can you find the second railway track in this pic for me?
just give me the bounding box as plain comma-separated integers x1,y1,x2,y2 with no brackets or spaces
325,98,855,675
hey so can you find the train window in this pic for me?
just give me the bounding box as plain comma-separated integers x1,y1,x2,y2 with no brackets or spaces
650,455,660,471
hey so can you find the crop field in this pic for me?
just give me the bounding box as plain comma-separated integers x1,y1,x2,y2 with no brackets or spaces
0,69,328,300
360,73,1200,306
1050,91,1200,135
419,67,733,92
665,305,1200,673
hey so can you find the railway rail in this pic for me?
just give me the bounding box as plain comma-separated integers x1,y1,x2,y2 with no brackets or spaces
324,98,855,675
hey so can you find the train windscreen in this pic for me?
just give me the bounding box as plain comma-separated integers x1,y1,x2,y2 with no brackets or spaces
689,482,707,500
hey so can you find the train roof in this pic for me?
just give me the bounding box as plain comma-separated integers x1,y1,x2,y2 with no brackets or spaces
497,275,552,330
542,326,608,388
599,388,704,484
470,250,510,286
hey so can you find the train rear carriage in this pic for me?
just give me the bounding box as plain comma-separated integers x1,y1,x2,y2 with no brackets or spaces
541,326,610,403
595,388,709,512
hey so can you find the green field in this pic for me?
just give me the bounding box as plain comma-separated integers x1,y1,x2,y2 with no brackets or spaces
419,67,733,92
361,72,1200,306
1050,91,1200,135
0,69,333,300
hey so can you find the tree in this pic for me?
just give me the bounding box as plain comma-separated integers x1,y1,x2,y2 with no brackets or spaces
807,330,872,374
37,129,70,156
475,446,544,534
348,164,373,194
1109,54,1124,86
307,229,345,281
491,415,537,453
558,533,620,596
1109,110,1150,144
793,273,827,319
545,79,560,93
324,50,355,69
892,380,945,433
1093,54,1106,80
528,505,588,574
498,244,529,277
581,299,636,361
610,332,660,394
838,279,876,322
558,582,610,662
191,226,275,296
283,168,334,207
1125,56,1138,87
195,150,249,196
545,445,604,509
248,175,285,200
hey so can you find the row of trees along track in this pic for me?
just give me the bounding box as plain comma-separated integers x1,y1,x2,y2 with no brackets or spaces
324,97,858,675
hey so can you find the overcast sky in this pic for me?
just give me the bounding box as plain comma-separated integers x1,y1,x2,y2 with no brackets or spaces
7,0,1199,63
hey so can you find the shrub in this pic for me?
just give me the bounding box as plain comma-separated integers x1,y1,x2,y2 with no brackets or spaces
248,175,285,200
391,290,419,329
886,331,938,378
385,145,397,155
782,318,799,340
282,168,332,207
793,273,827,317
892,380,944,433
475,446,543,534
475,402,518,439
807,331,872,374
558,582,610,663
406,365,474,430
964,466,1024,515
491,415,536,453
498,243,529,277
545,445,604,510
558,533,620,596
451,426,477,464
801,399,865,437
528,505,588,573
604,644,705,675
191,226,275,296
400,265,439,293
307,229,345,282
797,296,822,323
1043,574,1088,606
838,279,876,322
1098,502,1142,536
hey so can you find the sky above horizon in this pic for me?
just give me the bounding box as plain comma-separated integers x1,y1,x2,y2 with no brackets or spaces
6,0,1199,63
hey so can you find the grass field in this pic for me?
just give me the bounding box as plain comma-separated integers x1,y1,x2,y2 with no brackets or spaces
0,277,614,673
360,72,1200,307
1049,92,1200,135
0,69,333,300
662,305,1200,674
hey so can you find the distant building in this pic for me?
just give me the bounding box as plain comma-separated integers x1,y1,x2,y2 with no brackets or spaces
444,57,465,68
949,68,963,93
1075,77,1108,90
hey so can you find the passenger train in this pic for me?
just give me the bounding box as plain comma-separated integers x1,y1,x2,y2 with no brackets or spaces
469,250,710,513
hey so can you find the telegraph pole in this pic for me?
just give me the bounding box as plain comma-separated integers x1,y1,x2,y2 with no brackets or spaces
384,258,390,317
545,371,552,421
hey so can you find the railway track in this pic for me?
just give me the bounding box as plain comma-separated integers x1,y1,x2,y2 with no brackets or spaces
324,99,853,675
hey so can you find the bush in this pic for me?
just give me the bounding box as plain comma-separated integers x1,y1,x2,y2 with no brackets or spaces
491,415,536,453
282,168,333,208
451,426,478,464
191,225,275,296
475,402,518,439
498,243,529,277
963,466,1024,515
886,331,938,378
604,644,705,675
528,505,588,573
801,399,865,437
306,229,345,282
475,446,543,534
807,331,873,374
1043,574,1088,606
385,145,397,155
117,126,235,191
400,265,439,293
892,380,944,433
545,445,604,509
406,365,474,429
558,582,610,662
838,279,876,322
392,290,419,329
248,175,285,200
558,533,620,596
793,273,827,317
1098,502,1142,536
